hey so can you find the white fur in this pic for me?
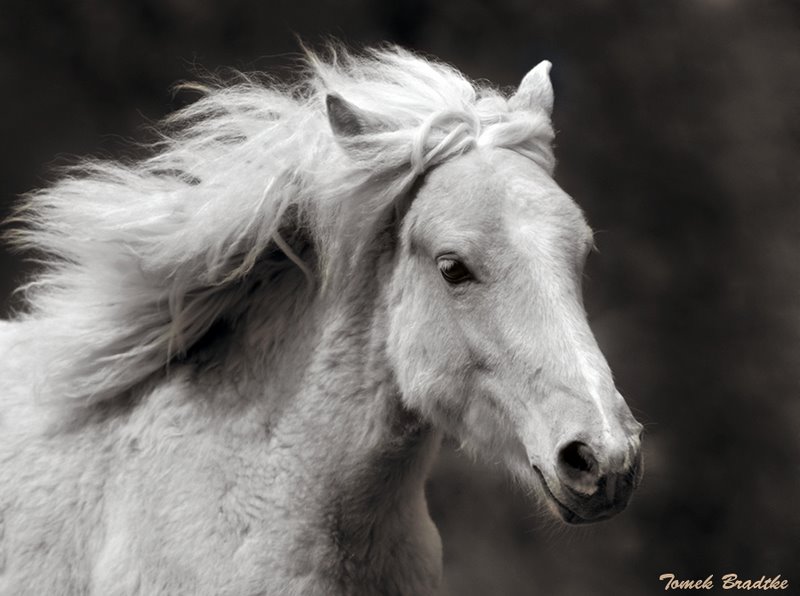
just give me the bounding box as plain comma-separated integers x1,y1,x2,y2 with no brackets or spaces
0,47,640,595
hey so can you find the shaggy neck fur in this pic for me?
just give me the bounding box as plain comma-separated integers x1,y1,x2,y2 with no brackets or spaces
182,230,443,593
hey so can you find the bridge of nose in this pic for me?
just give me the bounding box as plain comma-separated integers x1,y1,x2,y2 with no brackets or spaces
552,396,639,455
592,392,642,463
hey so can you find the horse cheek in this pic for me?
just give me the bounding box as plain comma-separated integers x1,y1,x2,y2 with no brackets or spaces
391,308,468,440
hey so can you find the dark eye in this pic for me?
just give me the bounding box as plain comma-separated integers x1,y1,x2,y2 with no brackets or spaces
437,257,472,285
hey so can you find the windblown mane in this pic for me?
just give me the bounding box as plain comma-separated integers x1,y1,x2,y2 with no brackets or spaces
7,46,555,407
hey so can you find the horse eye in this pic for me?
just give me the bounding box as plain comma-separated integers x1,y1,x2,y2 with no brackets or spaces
437,257,472,285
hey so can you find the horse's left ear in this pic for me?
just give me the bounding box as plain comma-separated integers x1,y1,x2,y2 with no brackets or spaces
509,60,554,117
326,93,384,138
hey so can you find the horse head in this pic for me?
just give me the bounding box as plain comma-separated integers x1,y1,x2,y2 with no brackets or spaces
328,60,643,524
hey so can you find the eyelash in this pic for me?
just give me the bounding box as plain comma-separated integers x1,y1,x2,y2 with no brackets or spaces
437,257,473,284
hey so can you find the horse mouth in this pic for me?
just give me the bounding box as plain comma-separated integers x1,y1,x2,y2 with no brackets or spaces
531,466,616,525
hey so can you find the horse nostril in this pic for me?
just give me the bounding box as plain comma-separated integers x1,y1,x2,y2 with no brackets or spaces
558,441,597,475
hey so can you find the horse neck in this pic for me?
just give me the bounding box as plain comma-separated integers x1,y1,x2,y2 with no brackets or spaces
231,247,440,527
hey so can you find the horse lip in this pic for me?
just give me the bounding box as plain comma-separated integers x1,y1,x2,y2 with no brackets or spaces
531,465,619,525
531,465,587,525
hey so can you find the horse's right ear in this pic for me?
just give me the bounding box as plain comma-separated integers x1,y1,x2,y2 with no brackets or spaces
326,94,384,138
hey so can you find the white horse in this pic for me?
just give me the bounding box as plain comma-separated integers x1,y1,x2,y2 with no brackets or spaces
0,47,643,595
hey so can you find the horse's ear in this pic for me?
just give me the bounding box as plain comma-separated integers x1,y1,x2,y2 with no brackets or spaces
509,60,554,117
326,93,384,138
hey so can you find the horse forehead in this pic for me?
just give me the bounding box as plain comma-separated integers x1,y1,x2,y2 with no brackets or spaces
413,149,586,246
412,153,506,238
489,155,591,260
420,149,554,219
485,151,577,214
423,152,504,209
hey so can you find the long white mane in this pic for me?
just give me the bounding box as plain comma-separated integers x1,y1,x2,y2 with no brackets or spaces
8,46,555,408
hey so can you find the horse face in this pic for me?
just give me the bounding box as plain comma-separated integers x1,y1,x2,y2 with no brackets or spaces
387,147,643,524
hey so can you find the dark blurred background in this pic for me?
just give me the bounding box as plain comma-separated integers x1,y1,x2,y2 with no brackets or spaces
1,1,799,594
